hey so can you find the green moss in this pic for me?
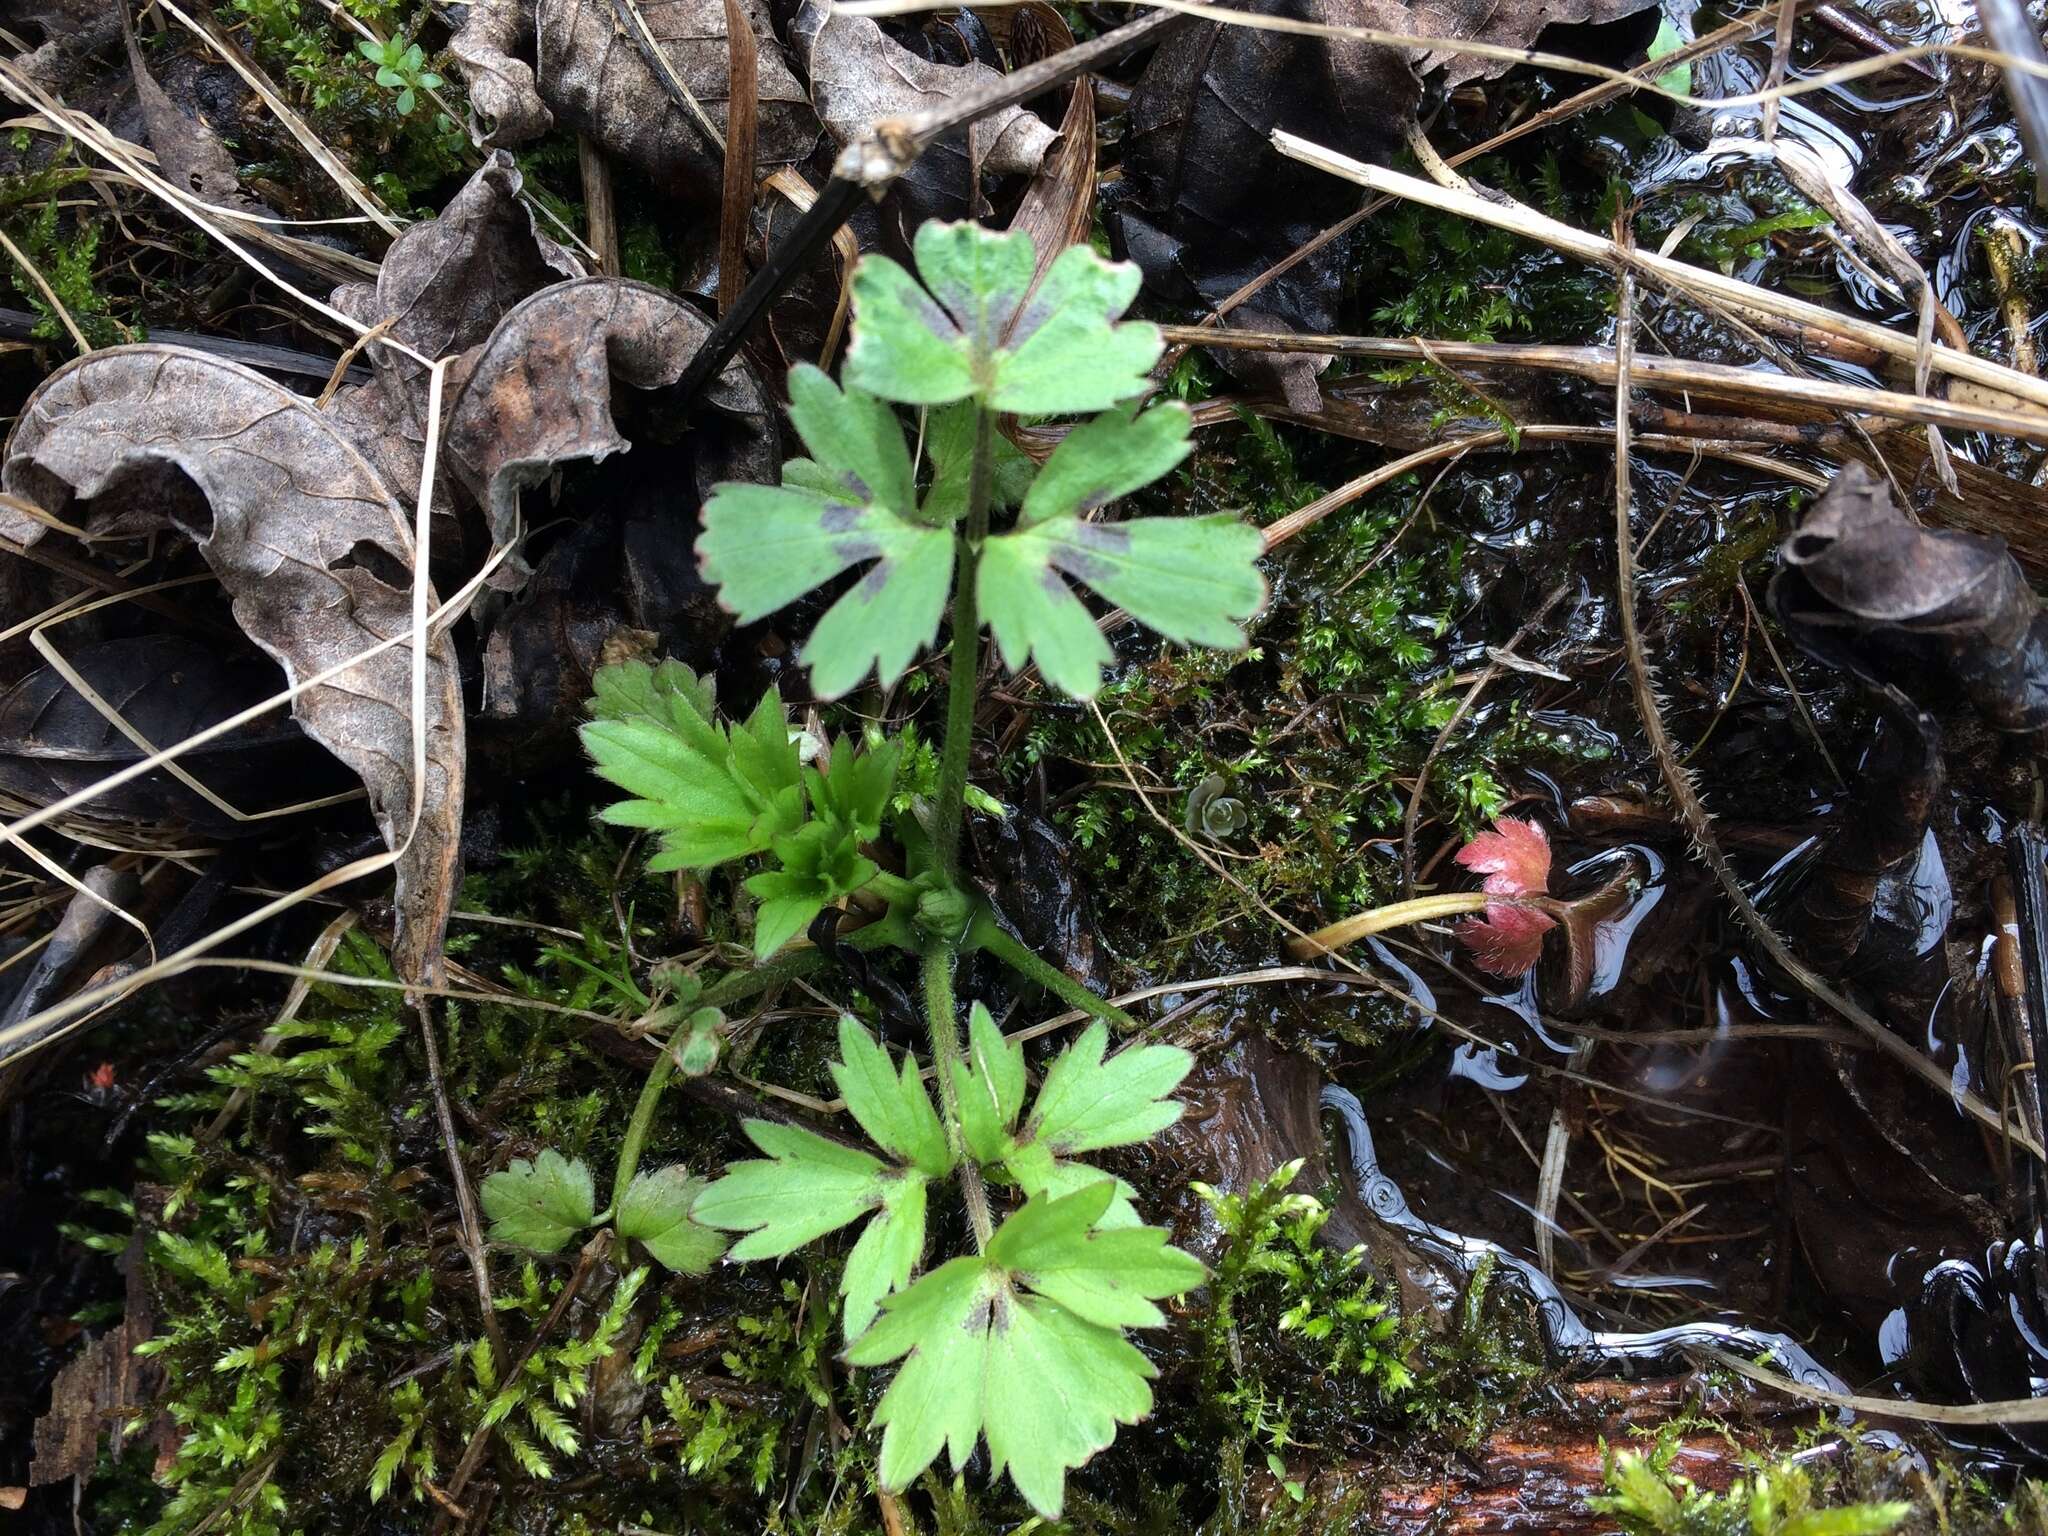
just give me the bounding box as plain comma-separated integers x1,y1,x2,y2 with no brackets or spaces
223,0,468,213
1,170,133,346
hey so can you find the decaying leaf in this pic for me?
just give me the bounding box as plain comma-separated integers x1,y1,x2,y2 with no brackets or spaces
0,636,345,834
325,151,583,510
121,6,260,214
793,0,1059,221
444,275,778,567
0,349,465,982
1111,0,1658,390
1771,462,2048,732
448,0,816,198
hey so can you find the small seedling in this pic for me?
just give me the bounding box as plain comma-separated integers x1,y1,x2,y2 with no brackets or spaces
357,35,441,116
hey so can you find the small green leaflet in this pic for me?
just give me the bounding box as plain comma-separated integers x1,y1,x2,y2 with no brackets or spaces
847,222,1163,414
829,1014,952,1177
846,1185,1203,1518
693,1019,952,1337
953,1002,1026,1165
698,366,952,699
616,1165,727,1274
979,405,1267,698
581,664,802,870
743,820,878,957
1025,1020,1192,1154
481,1150,595,1254
953,1010,1190,1225
921,400,1034,524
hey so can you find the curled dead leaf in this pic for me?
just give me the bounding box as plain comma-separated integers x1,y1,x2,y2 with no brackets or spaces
794,0,1059,217
325,151,583,511
0,348,464,982
444,276,780,574
448,0,816,198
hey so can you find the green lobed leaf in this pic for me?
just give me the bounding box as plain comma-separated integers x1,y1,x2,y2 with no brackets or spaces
690,1120,891,1259
830,1016,952,1176
846,1202,1177,1519
954,1000,1025,1164
582,666,803,870
840,1175,928,1341
616,1165,728,1274
985,1183,1203,1329
921,401,1034,525
808,736,901,844
743,820,879,957
1004,1140,1144,1229
480,1150,595,1254
697,366,953,699
847,223,1162,414
979,404,1266,699
1024,1021,1192,1155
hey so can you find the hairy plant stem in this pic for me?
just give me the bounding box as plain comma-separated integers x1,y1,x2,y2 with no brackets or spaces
964,909,1138,1030
922,942,994,1249
608,1031,678,1223
931,405,995,887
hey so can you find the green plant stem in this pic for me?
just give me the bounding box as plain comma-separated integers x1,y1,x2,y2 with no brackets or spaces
609,1032,679,1221
964,909,1138,1031
690,914,917,1014
921,943,994,1250
931,405,996,886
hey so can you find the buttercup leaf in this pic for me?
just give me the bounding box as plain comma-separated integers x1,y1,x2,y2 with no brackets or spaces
616,1166,727,1274
985,1184,1204,1329
831,1016,952,1176
481,1150,595,1254
691,1120,891,1259
923,401,1034,525
847,1189,1192,1518
979,405,1266,698
1025,1021,1192,1155
841,1176,928,1341
1004,1141,1144,1229
847,222,1162,413
582,667,802,871
698,366,953,698
954,1001,1025,1164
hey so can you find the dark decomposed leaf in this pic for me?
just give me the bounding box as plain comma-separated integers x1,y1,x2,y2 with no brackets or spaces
324,151,583,511
0,635,345,834
1770,461,2048,732
1109,0,1658,396
442,276,779,575
121,7,259,213
1109,0,1414,403
0,348,466,983
447,0,817,199
793,0,1059,224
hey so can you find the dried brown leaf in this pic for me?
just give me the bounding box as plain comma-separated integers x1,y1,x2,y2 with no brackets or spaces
793,0,1057,183
0,350,465,982
448,0,816,198
325,151,582,509
444,276,779,560
1007,3,1098,291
